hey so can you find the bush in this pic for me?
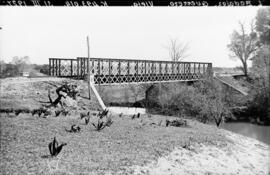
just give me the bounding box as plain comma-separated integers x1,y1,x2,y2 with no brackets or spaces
147,79,232,125
246,75,270,124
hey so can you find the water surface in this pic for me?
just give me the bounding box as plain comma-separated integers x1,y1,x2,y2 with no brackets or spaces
222,122,270,145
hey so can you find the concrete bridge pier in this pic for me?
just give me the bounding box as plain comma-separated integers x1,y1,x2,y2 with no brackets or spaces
96,83,150,107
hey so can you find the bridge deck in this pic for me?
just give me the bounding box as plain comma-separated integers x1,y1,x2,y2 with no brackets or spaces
49,57,212,84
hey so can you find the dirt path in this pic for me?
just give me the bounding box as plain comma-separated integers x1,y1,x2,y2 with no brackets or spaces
129,130,270,175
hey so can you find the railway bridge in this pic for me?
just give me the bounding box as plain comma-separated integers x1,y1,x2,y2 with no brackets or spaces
49,57,213,84
49,57,213,109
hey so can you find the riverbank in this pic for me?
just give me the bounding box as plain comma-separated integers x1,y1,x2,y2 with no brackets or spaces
0,77,269,174
130,130,270,175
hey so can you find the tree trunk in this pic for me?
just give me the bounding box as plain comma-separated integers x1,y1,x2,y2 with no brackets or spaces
242,61,248,76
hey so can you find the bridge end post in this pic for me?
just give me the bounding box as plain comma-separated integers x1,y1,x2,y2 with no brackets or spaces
49,58,51,76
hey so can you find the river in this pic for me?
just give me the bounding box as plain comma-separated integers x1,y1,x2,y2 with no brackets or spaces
222,122,270,145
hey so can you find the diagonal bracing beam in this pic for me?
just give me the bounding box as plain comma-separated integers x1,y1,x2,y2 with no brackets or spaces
89,75,106,110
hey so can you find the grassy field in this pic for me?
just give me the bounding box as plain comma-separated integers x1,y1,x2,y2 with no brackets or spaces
0,112,228,175
0,77,229,174
1,77,267,175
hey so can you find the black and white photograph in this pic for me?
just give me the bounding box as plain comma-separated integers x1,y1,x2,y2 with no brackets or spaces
0,2,269,175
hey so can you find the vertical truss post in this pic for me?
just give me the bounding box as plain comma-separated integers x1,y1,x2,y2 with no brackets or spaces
183,63,186,76
177,62,180,80
109,59,111,84
71,60,73,77
56,59,58,76
136,60,138,77
81,58,84,76
77,58,79,79
165,62,168,75
118,60,121,83
79,58,82,77
98,59,101,85
171,62,174,76
144,60,147,82
52,59,55,76
83,58,85,76
159,62,162,81
54,59,56,76
59,59,61,76
127,60,130,83
49,58,51,76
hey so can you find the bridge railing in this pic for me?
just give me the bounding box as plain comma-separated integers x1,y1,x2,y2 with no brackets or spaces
49,57,212,84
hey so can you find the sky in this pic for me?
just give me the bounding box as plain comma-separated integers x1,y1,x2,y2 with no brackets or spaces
0,6,260,67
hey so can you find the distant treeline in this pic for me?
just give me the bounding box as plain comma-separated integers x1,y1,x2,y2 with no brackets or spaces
0,56,49,78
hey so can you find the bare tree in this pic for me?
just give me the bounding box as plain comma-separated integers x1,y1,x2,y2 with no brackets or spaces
165,38,189,61
227,21,259,76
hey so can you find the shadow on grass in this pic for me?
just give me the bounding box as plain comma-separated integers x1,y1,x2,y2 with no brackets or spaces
37,100,51,104
41,155,52,159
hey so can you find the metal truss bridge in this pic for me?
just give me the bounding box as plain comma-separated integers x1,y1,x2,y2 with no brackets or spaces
49,57,212,85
